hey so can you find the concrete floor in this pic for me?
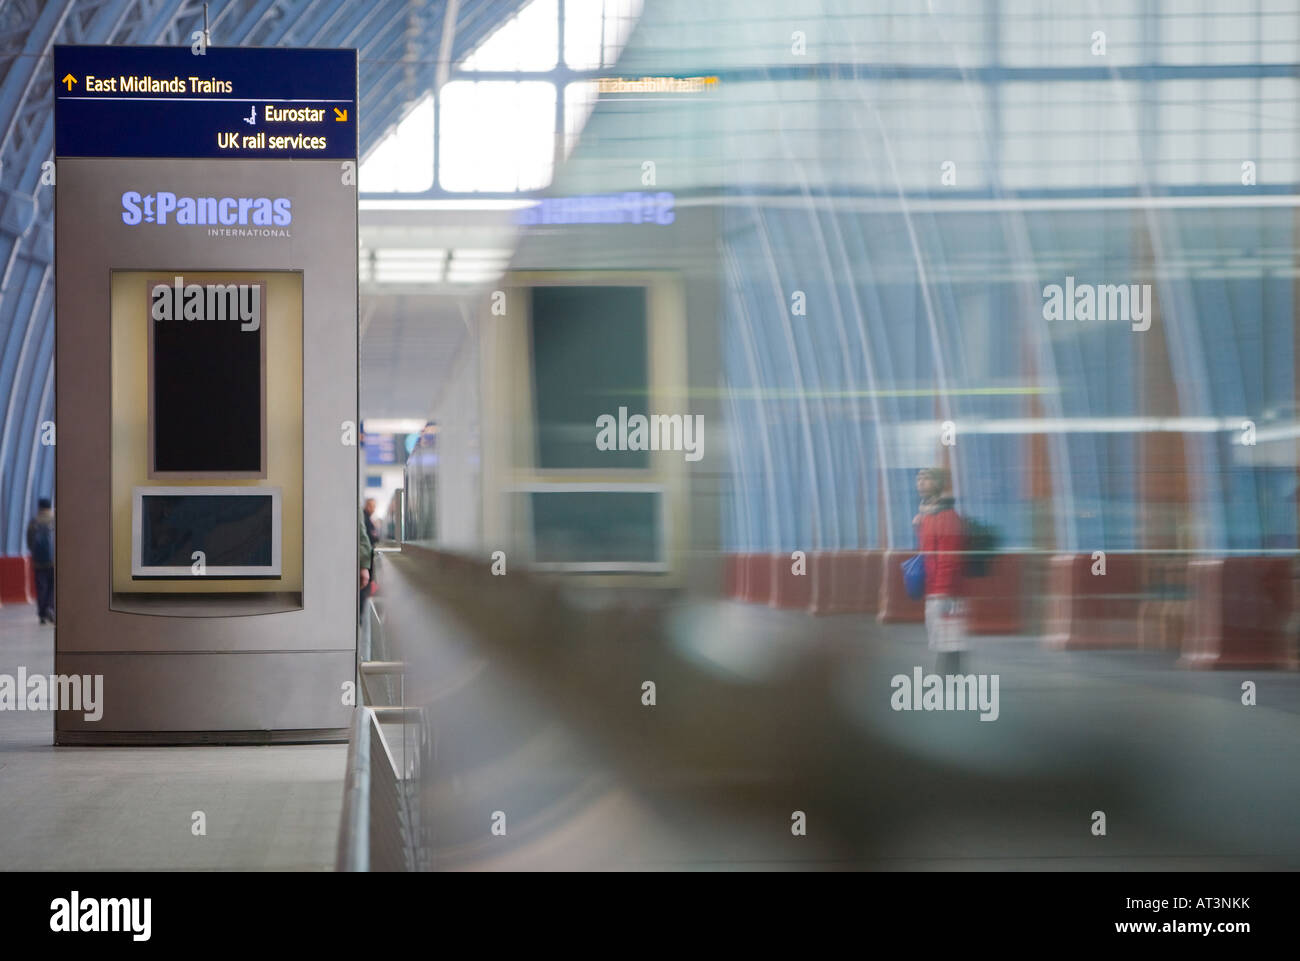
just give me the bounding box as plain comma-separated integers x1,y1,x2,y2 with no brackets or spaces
0,604,346,871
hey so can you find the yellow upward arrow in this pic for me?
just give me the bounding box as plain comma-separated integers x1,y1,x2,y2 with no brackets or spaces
62,73,76,90
333,107,347,121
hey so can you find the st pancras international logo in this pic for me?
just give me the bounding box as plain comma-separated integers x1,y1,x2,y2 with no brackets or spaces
120,189,293,239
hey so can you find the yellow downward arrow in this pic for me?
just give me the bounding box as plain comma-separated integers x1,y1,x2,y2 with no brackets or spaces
334,107,347,121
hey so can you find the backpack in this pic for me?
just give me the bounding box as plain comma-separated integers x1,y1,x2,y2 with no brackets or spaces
961,517,998,577
30,522,54,566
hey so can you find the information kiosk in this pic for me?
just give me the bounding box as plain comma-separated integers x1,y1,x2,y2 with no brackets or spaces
53,45,358,742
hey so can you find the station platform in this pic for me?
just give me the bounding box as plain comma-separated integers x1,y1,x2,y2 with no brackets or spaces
4,563,1300,870
0,605,345,871
346,549,1300,871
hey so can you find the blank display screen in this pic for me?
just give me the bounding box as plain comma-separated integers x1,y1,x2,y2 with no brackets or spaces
150,278,264,474
140,494,274,569
530,491,660,564
530,286,648,469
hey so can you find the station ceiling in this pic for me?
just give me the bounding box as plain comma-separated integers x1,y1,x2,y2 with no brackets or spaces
0,0,528,550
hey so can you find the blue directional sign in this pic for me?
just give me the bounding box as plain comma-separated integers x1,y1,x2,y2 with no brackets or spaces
54,45,357,160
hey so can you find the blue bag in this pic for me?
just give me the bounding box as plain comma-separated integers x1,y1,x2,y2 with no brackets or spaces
902,553,926,601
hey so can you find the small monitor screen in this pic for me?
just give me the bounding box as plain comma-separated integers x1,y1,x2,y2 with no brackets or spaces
528,489,663,570
133,487,280,577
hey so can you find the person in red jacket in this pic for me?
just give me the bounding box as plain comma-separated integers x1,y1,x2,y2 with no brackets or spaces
913,467,967,673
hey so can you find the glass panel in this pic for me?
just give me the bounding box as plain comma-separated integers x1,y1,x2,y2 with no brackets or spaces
359,95,434,193
460,0,559,71
438,81,557,191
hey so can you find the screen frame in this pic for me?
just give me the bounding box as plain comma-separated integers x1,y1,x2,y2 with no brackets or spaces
131,485,282,578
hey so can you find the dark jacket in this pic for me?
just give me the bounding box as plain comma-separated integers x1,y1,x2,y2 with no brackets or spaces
358,509,373,571
364,510,379,563
26,509,55,569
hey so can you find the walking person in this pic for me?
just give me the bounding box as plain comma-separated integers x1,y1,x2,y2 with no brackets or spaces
913,467,967,674
363,498,380,557
27,497,55,625
361,498,378,598
359,506,373,624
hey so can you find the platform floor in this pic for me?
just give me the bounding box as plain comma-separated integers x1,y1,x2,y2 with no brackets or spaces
4,585,1299,870
371,551,1300,871
0,604,346,871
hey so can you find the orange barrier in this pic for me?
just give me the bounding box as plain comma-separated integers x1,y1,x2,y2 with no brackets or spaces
1137,555,1190,652
722,553,745,599
859,552,882,615
1138,600,1188,652
877,550,924,623
809,550,881,615
1043,553,1142,649
0,556,34,604
741,553,772,605
1182,558,1296,670
770,552,813,609
965,554,1023,635
808,552,836,613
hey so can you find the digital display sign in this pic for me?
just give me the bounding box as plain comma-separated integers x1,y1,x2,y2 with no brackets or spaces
54,45,357,159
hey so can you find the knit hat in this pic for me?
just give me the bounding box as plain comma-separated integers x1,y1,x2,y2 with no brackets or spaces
919,466,949,492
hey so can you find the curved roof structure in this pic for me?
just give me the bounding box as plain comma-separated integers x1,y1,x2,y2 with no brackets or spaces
0,0,524,551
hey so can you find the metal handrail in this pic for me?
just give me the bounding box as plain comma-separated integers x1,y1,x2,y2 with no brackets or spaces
339,548,414,870
336,706,372,872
